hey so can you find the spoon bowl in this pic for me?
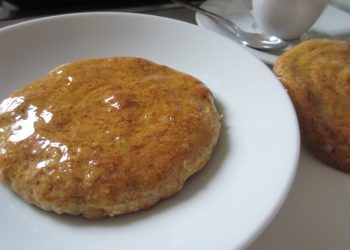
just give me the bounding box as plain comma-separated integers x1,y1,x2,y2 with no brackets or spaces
172,0,289,50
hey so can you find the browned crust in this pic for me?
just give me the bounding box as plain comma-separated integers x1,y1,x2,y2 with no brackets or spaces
273,39,350,172
0,57,221,218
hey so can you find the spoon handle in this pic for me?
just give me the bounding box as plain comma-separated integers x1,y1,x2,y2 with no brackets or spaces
172,0,241,35
171,0,288,50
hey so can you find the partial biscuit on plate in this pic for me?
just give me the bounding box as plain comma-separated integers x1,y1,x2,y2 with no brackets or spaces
273,39,350,172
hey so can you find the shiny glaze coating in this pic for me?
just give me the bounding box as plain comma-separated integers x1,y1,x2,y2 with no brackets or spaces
0,57,221,218
274,39,350,172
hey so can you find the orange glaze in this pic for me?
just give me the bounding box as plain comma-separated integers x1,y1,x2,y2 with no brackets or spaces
0,57,221,218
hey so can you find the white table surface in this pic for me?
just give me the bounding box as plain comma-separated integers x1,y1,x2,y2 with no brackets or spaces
248,145,350,250
1,4,349,250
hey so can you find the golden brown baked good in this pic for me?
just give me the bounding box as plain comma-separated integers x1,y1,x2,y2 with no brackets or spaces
273,39,350,172
0,57,221,218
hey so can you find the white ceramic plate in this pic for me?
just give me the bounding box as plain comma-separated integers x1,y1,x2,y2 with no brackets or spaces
196,0,350,64
0,12,300,250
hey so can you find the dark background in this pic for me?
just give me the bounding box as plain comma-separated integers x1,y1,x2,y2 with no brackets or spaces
0,0,203,20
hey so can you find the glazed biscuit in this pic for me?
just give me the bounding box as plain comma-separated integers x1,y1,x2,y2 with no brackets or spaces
0,57,221,218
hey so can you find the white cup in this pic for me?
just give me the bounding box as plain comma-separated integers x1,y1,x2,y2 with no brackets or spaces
244,0,329,40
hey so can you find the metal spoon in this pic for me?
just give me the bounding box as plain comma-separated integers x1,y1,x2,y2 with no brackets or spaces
172,0,289,50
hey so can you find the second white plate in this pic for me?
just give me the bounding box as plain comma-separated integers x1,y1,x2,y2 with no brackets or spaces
196,0,350,64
